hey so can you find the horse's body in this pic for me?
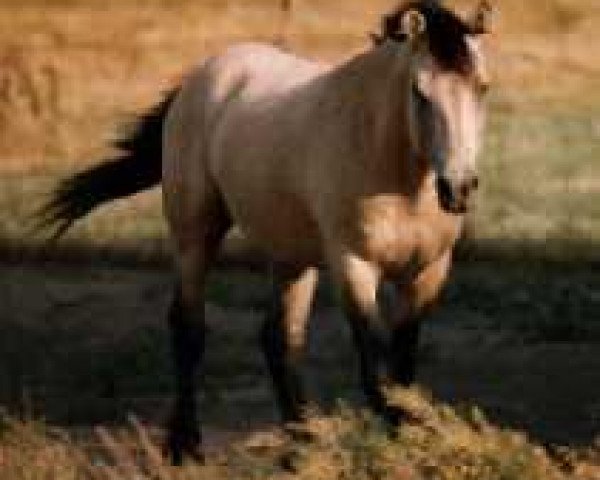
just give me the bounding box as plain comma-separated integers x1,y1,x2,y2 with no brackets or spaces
165,43,462,274
41,1,493,464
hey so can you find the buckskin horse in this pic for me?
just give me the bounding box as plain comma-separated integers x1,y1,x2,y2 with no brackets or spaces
40,0,494,463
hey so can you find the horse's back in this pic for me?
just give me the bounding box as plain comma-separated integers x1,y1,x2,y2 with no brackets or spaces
206,43,325,98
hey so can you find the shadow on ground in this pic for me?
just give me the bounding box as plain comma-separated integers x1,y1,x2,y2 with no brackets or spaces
0,237,598,447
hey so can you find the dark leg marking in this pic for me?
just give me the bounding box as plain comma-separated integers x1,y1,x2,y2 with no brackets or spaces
346,310,422,426
261,302,307,423
166,200,231,464
167,287,205,465
389,320,421,387
261,266,316,423
346,312,389,417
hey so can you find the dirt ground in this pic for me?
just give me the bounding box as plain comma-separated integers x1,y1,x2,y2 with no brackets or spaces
1,258,598,450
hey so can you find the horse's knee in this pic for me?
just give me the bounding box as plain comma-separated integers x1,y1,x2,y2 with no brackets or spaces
406,251,452,315
264,265,317,354
261,289,308,358
261,310,308,422
262,307,309,359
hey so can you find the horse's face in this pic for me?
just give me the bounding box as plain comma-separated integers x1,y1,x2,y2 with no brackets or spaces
410,41,488,213
401,2,493,214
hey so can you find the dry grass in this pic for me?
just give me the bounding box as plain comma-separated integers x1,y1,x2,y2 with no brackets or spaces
1,0,599,170
1,388,599,480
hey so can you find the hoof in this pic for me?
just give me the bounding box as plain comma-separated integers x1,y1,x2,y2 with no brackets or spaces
383,404,405,426
166,429,204,466
283,421,318,443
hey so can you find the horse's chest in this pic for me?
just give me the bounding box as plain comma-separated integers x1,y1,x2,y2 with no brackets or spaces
357,197,462,275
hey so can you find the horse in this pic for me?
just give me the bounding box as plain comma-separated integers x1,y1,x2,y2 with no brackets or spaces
40,0,494,464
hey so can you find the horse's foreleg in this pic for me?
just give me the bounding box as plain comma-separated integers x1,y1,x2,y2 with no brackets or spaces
330,254,392,418
388,320,421,386
388,251,452,386
261,265,319,423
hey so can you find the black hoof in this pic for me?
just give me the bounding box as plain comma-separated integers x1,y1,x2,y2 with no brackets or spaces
167,427,204,466
284,421,318,443
382,404,405,426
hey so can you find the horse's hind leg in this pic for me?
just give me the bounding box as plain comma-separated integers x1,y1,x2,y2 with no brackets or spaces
166,193,231,464
261,264,319,423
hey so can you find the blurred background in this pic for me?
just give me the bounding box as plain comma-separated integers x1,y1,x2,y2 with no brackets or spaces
0,0,598,261
0,0,598,474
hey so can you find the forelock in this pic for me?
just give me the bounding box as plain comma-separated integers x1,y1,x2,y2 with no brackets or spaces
381,1,477,74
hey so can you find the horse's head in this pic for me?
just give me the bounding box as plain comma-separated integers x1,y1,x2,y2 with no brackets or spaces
379,1,494,213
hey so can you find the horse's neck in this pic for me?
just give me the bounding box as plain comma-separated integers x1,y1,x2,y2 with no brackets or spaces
329,44,431,196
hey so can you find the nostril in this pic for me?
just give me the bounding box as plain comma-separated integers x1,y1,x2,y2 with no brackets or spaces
460,183,470,198
436,177,453,202
459,176,479,199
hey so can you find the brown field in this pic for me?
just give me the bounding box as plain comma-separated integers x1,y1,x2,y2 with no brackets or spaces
0,0,599,478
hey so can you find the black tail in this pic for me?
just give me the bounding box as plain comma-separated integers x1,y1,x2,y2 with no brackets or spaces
38,88,179,238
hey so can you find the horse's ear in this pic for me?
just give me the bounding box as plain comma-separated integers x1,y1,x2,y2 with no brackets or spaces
468,0,498,34
400,9,427,41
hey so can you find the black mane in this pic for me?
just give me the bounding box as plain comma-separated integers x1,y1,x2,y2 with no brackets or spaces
380,1,476,74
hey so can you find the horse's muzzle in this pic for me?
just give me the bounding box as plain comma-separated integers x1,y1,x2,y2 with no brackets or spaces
436,175,479,214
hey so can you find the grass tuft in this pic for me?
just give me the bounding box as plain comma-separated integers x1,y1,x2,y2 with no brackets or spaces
3,387,598,479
